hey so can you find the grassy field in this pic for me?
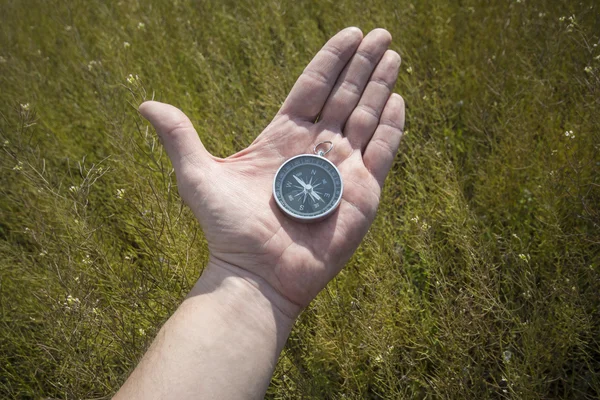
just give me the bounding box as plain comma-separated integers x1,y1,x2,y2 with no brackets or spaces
1,0,599,398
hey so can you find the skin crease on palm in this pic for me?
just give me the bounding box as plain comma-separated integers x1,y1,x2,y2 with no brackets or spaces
139,27,405,317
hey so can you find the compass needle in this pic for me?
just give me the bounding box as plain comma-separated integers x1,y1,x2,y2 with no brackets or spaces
293,174,308,189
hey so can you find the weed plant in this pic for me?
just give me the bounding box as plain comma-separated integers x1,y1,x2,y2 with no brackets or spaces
1,0,599,398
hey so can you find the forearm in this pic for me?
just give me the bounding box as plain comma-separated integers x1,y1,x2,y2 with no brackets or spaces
113,259,297,400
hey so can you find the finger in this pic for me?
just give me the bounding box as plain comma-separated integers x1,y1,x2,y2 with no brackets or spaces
277,27,363,122
139,101,212,173
344,50,401,151
363,93,405,187
318,28,392,129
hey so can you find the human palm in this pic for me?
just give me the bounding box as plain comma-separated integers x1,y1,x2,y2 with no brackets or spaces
140,27,405,312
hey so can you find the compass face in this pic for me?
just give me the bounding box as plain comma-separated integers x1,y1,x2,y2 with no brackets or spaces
273,154,343,222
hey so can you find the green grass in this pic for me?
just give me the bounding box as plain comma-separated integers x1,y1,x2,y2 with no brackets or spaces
1,0,599,398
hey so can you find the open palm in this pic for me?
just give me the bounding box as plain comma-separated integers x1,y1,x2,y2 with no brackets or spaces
140,27,405,313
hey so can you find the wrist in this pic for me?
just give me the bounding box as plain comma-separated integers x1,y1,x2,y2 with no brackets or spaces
188,257,300,340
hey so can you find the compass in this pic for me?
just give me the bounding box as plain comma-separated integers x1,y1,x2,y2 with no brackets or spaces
273,141,343,222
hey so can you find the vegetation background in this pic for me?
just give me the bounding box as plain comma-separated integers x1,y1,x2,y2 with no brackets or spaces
1,0,599,398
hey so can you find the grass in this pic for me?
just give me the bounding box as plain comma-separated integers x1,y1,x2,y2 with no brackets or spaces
1,0,599,398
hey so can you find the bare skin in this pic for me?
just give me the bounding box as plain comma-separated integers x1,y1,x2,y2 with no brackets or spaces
114,27,405,399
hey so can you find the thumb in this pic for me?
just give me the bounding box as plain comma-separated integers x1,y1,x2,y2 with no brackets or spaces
138,101,212,173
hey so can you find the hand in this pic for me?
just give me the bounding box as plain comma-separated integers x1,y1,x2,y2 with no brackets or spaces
139,27,405,317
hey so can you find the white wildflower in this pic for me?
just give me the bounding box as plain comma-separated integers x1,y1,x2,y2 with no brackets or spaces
64,294,81,310
564,130,575,139
410,215,419,223
406,66,413,74
123,41,130,49
65,25,72,31
82,254,92,265
126,74,139,84
558,16,565,22
584,66,592,74
69,185,79,193
20,103,30,111
116,188,126,199
13,161,23,171
87,60,98,71
3,140,9,146
503,350,513,363
139,328,146,336
137,22,145,30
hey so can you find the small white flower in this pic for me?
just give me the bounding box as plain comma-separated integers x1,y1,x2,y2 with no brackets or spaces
137,22,145,30
410,215,419,223
584,66,592,74
538,12,545,18
20,103,30,111
13,161,23,171
503,350,513,363
3,140,9,146
406,66,413,74
126,74,139,84
65,25,72,31
65,295,81,308
564,130,575,139
123,41,130,49
82,254,92,265
39,250,48,257
87,60,98,71
69,185,79,193
116,188,126,199
138,328,146,336
421,222,431,231
558,16,565,22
